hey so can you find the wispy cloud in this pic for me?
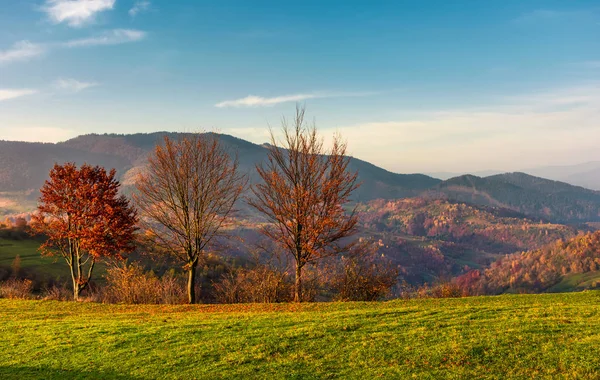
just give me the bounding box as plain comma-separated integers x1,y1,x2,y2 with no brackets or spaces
0,29,146,65
0,41,45,64
42,0,116,27
336,83,600,172
514,9,592,24
63,29,147,47
54,78,99,92
0,89,39,102
215,91,376,108
129,1,151,17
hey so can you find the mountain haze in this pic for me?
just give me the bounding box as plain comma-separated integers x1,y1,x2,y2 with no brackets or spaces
1,133,600,224
0,132,440,203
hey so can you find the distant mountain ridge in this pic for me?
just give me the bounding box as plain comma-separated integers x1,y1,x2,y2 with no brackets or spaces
429,161,600,191
1,132,600,223
432,172,600,223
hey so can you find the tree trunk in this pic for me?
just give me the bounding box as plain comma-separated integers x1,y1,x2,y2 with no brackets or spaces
294,263,303,302
187,264,197,304
69,255,79,301
72,278,80,301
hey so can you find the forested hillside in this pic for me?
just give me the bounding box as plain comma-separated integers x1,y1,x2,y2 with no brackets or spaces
357,198,578,284
456,231,600,295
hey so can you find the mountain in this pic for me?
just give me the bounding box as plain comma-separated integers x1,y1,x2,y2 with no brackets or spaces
429,161,600,191
426,170,504,180
431,173,600,223
522,161,600,191
357,197,578,284
0,132,441,215
2,133,600,224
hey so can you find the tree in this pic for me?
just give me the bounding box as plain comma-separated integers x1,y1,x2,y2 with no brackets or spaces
135,134,246,304
249,107,360,302
32,163,138,300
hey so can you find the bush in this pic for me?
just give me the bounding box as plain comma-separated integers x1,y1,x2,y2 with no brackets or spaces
327,247,398,301
42,284,72,301
0,279,33,299
213,265,292,304
414,282,464,299
102,262,186,304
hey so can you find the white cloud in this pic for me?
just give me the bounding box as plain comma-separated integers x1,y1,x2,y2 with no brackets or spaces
0,41,45,64
64,29,147,47
0,126,77,143
335,83,600,173
42,0,116,27
215,91,376,108
129,1,151,17
54,78,99,92
0,29,145,65
0,89,39,102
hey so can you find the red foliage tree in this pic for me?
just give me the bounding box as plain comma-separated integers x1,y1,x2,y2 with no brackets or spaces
32,163,138,300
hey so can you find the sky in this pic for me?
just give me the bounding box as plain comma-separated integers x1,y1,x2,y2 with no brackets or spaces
0,0,599,174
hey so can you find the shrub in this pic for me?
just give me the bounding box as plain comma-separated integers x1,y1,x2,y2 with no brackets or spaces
213,265,292,304
102,262,186,304
0,279,33,299
327,248,398,301
42,284,72,301
11,255,21,278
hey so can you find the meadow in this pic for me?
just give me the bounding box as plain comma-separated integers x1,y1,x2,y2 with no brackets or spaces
1,292,599,379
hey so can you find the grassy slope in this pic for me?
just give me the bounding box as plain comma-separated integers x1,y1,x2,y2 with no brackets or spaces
1,292,600,379
548,272,600,293
0,239,109,284
0,239,64,277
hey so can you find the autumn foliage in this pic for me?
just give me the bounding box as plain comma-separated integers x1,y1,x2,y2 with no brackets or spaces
249,107,360,302
455,231,600,295
32,163,138,300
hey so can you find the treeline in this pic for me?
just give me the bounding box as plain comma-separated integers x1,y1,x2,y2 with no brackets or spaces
0,226,397,304
0,107,398,305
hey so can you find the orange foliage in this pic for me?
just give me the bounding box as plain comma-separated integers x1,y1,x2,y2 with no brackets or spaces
32,163,138,300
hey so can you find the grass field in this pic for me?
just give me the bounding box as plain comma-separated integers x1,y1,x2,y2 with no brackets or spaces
0,238,109,284
0,238,66,278
1,292,599,379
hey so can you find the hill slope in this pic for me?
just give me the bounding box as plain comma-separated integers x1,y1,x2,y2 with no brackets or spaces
2,134,600,224
457,230,600,295
523,161,600,191
1,293,599,379
358,198,578,283
433,173,600,223
0,133,440,204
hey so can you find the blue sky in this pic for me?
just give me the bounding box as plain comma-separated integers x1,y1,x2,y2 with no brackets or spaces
0,0,599,173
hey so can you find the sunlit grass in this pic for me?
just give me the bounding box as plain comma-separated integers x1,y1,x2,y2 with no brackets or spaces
1,292,599,379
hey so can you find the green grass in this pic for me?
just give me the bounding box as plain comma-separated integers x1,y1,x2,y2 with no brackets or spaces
0,238,110,285
548,272,600,293
0,238,66,277
1,292,600,379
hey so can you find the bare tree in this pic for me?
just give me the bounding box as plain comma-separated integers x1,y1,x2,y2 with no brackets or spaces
135,134,246,304
249,107,360,302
